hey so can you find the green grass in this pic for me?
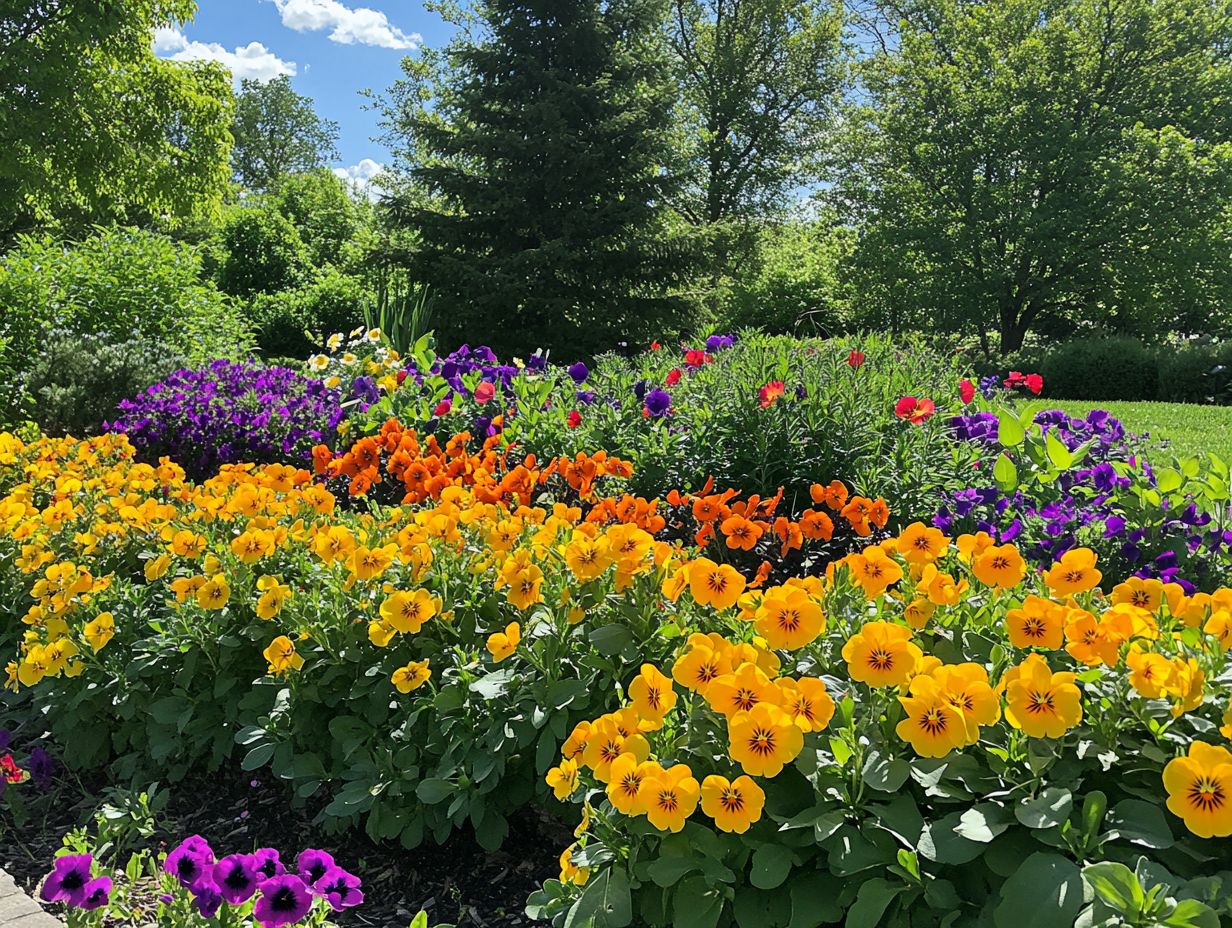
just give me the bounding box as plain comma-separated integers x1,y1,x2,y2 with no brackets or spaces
1020,399,1232,462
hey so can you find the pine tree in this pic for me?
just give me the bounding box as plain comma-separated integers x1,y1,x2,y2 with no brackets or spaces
394,0,695,358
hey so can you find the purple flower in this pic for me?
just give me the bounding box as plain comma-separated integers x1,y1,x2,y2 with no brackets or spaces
165,836,215,891
252,848,285,881
41,855,94,907
78,877,112,911
567,362,589,384
644,389,672,418
296,849,335,887
214,854,262,904
254,875,314,928
705,334,735,351
313,866,364,912
193,884,224,919
0,730,9,751
26,747,53,789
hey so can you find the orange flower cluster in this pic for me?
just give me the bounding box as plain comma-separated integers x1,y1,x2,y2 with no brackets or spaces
312,420,633,505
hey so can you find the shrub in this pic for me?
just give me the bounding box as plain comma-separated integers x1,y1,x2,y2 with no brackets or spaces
1037,337,1158,401
216,208,311,298
0,228,251,422
1157,341,1232,405
250,270,370,359
530,528,1232,928
24,331,185,437
105,360,344,479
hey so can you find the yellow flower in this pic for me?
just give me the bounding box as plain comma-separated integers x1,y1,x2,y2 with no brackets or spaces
504,563,544,611
170,575,205,604
841,621,922,687
672,643,731,695
263,635,303,676
580,718,649,783
348,544,397,581
546,758,581,800
1221,705,1232,740
1127,646,1173,699
727,702,803,777
1164,658,1204,717
846,546,903,599
231,529,275,564
312,526,356,564
896,674,970,758
635,764,700,833
606,754,663,815
1112,577,1164,612
196,574,230,610
1043,548,1101,596
1005,595,1064,650
486,622,521,662
688,558,746,610
1163,742,1232,838
896,522,949,565
83,612,115,652
754,586,824,650
956,531,995,562
559,845,589,886
368,620,397,648
628,664,676,727
564,534,614,582
775,677,835,732
391,659,431,694
706,663,779,718
144,553,171,581
931,662,999,739
972,544,1026,589
1002,654,1082,738
903,597,936,629
561,721,592,762
18,645,50,687
1063,609,1118,667
700,774,765,834
255,575,291,620
380,589,438,634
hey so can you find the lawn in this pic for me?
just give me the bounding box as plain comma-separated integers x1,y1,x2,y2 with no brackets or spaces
1023,399,1232,462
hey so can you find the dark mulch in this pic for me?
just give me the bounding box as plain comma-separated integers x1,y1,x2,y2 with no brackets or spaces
2,760,560,927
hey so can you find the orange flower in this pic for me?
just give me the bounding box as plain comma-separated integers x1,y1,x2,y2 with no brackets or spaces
720,515,763,551
757,381,786,408
894,396,935,424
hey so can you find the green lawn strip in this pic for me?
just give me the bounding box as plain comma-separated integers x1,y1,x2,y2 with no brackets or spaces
1018,399,1232,462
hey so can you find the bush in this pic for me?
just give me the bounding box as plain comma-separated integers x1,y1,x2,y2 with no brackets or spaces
106,360,344,479
0,228,251,422
250,269,370,359
1157,341,1232,405
1037,336,1158,401
270,170,364,269
24,330,185,437
216,208,311,298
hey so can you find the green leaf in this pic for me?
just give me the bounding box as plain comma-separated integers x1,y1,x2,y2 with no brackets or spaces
844,878,902,928
241,742,275,771
954,804,1009,843
1081,862,1143,916
566,869,633,928
415,778,455,804
1106,799,1174,849
672,876,724,928
998,413,1026,447
751,844,795,890
647,855,698,888
588,624,633,656
1015,788,1073,829
993,454,1018,491
734,887,792,928
788,872,844,927
862,751,910,792
1156,467,1184,493
917,812,984,865
993,853,1085,928
1045,432,1073,470
1162,899,1222,928
409,913,429,928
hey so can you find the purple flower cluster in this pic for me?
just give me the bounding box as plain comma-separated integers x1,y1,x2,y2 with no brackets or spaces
40,854,111,911
161,836,361,927
937,408,1230,589
106,360,345,479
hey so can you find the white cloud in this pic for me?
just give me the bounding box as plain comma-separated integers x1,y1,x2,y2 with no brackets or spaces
272,0,419,50
333,159,386,200
153,27,296,84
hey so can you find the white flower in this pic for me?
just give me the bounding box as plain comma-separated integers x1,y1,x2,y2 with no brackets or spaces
366,328,382,342
309,354,329,370
327,334,343,351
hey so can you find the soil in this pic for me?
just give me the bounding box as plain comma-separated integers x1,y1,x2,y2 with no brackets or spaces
1,761,560,928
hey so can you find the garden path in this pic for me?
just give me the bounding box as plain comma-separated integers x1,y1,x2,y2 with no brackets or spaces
0,869,59,927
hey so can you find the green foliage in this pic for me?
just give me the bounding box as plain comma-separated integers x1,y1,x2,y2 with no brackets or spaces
231,76,340,192
0,228,249,421
383,0,699,358
833,0,1232,353
1038,337,1159,402
270,170,364,268
24,331,186,437
718,220,854,334
0,1,234,239
363,282,435,355
217,207,311,298
251,269,371,358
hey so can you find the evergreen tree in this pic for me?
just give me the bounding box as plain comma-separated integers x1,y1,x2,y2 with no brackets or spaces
386,0,696,358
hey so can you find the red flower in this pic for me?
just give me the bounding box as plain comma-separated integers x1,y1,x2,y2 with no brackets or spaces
1,754,26,785
959,378,975,404
666,368,682,386
684,350,712,368
567,410,582,429
650,341,662,351
847,349,865,368
758,380,786,409
396,370,408,386
894,396,935,424
1003,371,1025,388
473,381,496,404
433,399,452,417
1025,373,1043,395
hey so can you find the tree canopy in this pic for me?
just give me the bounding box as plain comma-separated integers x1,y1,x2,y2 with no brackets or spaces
232,76,341,192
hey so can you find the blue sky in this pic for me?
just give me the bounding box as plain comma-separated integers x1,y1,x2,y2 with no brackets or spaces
155,0,458,180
